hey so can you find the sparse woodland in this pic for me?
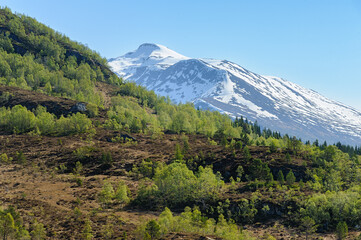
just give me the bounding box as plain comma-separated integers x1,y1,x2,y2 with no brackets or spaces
1,6,361,240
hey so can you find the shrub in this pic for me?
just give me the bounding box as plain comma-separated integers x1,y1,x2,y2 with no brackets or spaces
137,163,224,207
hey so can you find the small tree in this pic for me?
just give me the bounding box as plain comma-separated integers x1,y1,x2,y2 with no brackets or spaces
16,151,26,165
101,220,114,240
98,181,115,207
286,170,296,186
82,219,93,240
235,141,242,150
0,212,15,240
300,216,317,240
174,144,184,162
145,220,160,239
243,146,251,161
101,152,113,166
269,141,277,153
31,220,47,240
336,221,348,240
285,153,292,163
73,161,83,176
0,153,11,164
236,165,244,181
221,136,228,147
181,134,190,153
277,170,285,185
114,182,130,207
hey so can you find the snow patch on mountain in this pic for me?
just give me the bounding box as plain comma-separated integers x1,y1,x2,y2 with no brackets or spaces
108,43,361,145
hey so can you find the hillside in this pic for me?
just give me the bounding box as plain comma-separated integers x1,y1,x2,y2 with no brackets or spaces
109,43,361,146
1,6,361,240
0,7,121,107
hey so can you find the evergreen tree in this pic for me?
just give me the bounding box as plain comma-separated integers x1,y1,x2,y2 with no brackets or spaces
336,222,348,240
286,170,296,185
300,216,317,240
243,146,251,162
277,170,285,185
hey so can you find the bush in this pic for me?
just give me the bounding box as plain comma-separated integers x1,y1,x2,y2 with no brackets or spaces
136,207,254,240
0,105,93,136
137,163,224,207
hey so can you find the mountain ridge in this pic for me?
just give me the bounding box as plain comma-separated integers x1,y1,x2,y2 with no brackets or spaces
109,43,361,145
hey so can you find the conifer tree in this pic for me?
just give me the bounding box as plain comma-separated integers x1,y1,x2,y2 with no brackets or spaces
277,170,285,185
286,170,296,185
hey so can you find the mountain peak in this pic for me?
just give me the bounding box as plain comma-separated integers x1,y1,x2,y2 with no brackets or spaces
109,43,189,73
127,43,189,61
137,43,162,51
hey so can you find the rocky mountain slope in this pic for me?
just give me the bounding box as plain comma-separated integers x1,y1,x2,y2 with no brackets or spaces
109,43,361,145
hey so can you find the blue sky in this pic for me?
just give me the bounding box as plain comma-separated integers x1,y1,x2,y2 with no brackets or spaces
2,0,361,110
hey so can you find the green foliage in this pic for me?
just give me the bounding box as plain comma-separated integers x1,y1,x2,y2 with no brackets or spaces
30,220,46,240
0,212,15,240
86,103,98,117
300,216,317,240
277,170,285,185
0,8,122,106
145,220,160,239
286,170,296,185
98,180,130,208
114,182,130,207
58,163,67,173
233,198,258,224
173,144,184,162
73,161,83,176
73,146,95,161
248,159,272,181
15,151,26,165
100,151,113,166
269,139,278,153
0,105,93,136
98,180,115,206
236,165,244,181
243,146,251,161
137,163,224,207
107,84,248,138
300,188,361,229
0,206,30,240
0,153,11,164
235,141,243,150
132,159,158,179
285,153,292,163
82,219,93,240
101,219,114,240
336,221,348,240
137,207,254,240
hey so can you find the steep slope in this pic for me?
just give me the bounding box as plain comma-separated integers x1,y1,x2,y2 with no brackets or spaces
109,44,361,145
0,7,121,106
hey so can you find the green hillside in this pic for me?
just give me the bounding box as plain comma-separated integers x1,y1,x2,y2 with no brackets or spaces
1,6,361,240
0,6,121,106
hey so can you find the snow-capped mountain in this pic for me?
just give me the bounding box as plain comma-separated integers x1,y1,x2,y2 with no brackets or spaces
109,43,361,145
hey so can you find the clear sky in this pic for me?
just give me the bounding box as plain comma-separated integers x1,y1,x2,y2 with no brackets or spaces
2,0,361,110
